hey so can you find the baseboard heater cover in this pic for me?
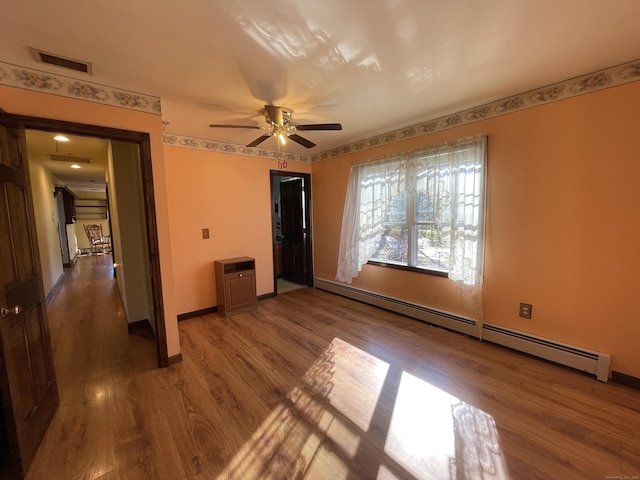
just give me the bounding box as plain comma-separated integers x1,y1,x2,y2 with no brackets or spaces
482,324,611,381
314,278,478,337
314,277,611,382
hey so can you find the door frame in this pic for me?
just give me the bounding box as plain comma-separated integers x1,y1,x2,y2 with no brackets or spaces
270,170,313,293
12,113,169,368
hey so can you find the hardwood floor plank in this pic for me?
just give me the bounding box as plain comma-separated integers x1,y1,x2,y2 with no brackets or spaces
26,256,640,479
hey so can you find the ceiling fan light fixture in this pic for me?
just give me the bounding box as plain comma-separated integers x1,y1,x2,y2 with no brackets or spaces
210,104,342,149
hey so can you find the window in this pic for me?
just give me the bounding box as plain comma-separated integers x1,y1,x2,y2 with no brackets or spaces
336,135,486,286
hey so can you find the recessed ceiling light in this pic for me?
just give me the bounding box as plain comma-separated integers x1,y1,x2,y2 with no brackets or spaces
70,164,81,169
54,134,70,142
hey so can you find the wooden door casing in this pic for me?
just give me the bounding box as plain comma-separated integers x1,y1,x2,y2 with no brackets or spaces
0,116,59,479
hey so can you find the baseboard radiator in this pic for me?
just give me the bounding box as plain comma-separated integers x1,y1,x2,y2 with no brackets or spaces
314,278,611,382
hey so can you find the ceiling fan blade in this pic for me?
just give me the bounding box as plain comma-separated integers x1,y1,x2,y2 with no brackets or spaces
246,135,271,148
209,124,262,129
264,105,284,126
296,123,342,131
288,134,316,149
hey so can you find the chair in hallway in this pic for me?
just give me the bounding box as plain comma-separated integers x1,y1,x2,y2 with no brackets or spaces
83,224,111,254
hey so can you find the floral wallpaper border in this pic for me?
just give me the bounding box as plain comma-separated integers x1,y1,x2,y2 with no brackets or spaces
163,58,640,163
162,134,310,164
310,58,640,162
2,58,639,162
0,61,161,115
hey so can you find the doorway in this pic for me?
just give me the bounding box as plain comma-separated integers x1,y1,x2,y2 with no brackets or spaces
270,171,313,294
17,114,168,367
0,110,168,479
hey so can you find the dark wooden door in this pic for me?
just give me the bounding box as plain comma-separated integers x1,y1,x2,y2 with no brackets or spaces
0,113,59,479
280,178,306,284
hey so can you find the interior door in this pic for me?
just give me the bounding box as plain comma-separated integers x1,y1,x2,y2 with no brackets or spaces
280,178,306,284
0,112,59,479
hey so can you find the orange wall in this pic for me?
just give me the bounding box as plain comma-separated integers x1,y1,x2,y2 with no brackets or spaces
0,85,180,358
163,146,311,314
312,82,640,378
5,80,639,378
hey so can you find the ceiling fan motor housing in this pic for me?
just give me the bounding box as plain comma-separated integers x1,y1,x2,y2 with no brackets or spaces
263,105,293,126
210,104,342,149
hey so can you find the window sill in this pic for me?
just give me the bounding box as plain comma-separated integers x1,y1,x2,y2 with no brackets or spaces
366,260,449,278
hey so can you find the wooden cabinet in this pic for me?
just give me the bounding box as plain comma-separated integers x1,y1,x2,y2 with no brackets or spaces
55,186,76,224
214,257,257,316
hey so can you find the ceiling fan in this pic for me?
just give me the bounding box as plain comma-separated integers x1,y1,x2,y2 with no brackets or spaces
209,105,342,149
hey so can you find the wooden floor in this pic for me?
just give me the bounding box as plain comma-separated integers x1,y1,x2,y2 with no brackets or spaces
27,255,640,480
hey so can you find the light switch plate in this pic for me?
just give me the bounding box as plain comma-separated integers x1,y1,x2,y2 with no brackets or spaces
202,228,210,239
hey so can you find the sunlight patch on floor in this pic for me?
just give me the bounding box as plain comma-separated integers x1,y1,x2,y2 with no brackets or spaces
216,337,508,479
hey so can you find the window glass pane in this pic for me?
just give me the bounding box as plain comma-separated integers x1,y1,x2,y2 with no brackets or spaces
413,161,451,271
415,163,451,224
369,225,408,265
415,226,449,271
415,190,437,223
384,194,406,223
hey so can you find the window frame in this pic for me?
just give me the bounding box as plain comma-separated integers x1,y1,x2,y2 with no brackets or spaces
366,184,451,277
365,147,481,277
366,159,456,277
336,134,486,286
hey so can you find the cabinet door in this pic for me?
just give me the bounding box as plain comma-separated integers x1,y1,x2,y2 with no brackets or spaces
223,271,256,311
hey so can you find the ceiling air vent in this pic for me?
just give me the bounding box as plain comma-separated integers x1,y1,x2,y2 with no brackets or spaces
49,154,93,164
31,48,93,75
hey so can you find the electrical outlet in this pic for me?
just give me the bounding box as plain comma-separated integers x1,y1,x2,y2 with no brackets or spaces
519,303,532,319
202,228,210,239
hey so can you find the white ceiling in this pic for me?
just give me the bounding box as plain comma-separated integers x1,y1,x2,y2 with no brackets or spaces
3,0,640,157
26,130,109,198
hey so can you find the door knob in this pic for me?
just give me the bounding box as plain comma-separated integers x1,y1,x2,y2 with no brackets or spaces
1,305,22,318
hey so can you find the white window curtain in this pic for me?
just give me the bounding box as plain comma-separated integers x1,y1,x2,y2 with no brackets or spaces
336,135,487,316
336,157,407,282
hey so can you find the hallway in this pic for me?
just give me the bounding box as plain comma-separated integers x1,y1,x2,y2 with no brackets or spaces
27,254,157,479
46,254,157,388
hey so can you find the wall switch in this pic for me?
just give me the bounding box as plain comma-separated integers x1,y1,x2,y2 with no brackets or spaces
202,228,210,239
519,303,532,319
